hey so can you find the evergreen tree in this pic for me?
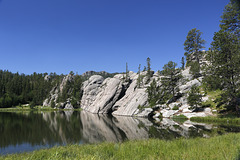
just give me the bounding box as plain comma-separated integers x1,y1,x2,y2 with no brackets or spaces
125,62,129,82
147,79,162,107
181,57,185,70
143,66,146,72
187,84,202,110
146,57,152,79
50,101,55,108
184,28,206,64
211,30,240,113
189,61,201,79
220,2,240,36
137,64,141,88
204,1,240,114
231,0,240,10
160,61,182,101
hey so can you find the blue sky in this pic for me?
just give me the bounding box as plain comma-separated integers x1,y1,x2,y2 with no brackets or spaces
0,0,229,75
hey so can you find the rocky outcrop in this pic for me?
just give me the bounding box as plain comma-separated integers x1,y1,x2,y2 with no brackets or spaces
43,53,213,118
80,71,157,116
43,73,74,108
81,75,125,113
82,71,108,77
112,81,149,116
80,75,104,109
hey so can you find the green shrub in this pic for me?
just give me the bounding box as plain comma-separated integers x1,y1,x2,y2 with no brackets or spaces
172,105,179,110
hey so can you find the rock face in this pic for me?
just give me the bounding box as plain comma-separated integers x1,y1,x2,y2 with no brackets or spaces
80,75,104,109
81,75,124,114
43,73,74,108
112,81,148,116
80,71,156,116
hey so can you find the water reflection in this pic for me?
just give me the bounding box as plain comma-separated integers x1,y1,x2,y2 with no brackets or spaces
0,111,240,154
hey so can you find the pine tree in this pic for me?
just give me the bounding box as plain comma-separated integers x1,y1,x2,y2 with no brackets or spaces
205,1,240,114
125,62,129,82
220,2,240,36
181,57,185,70
50,101,55,108
161,61,182,101
231,0,240,10
147,79,161,107
184,28,206,64
211,30,240,113
146,57,152,82
137,64,141,88
187,84,202,110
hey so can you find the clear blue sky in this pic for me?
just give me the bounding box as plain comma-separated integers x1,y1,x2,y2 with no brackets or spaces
0,0,229,75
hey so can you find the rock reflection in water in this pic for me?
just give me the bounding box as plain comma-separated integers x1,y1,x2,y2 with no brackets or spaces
1,111,240,155
80,112,150,143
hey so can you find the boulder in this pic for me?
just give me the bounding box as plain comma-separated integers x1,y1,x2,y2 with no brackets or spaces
137,108,153,117
64,102,74,109
179,78,201,94
160,109,178,118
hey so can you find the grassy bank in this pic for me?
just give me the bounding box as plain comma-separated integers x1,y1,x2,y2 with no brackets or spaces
190,116,240,125
1,133,240,160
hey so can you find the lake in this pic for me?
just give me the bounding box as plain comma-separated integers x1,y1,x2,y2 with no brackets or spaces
0,110,240,155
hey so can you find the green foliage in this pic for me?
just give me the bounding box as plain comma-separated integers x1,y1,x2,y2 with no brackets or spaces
146,79,163,107
208,29,240,113
220,2,240,35
29,101,36,109
145,57,153,83
181,56,185,70
147,61,182,107
137,64,142,88
190,116,240,125
187,85,202,110
0,70,63,108
231,0,240,10
160,61,182,100
57,73,83,104
2,133,240,160
137,105,146,112
172,105,179,110
207,2,240,113
184,28,205,64
172,116,188,123
50,101,55,108
71,98,79,108
146,57,151,77
188,61,201,79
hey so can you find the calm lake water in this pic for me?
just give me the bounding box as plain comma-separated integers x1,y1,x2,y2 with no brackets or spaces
0,111,240,155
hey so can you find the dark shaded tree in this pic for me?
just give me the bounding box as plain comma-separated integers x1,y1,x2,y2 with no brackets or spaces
187,85,202,110
161,61,182,99
181,57,185,70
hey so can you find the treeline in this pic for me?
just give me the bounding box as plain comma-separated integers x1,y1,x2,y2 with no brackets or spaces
0,70,63,108
0,68,118,108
